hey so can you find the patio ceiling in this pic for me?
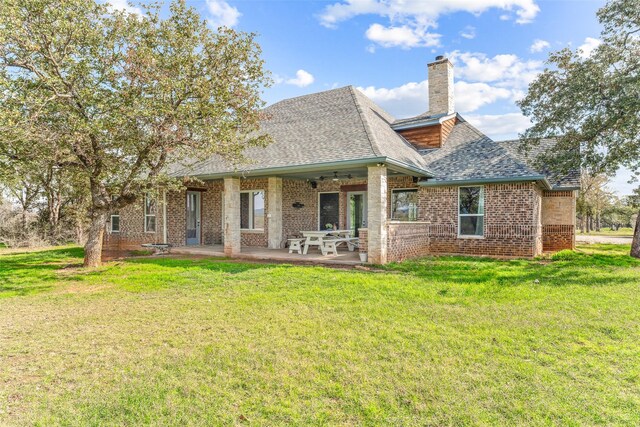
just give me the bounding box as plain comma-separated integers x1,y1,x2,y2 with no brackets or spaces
194,157,429,182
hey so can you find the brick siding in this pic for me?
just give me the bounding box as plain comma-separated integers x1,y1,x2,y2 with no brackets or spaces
105,176,576,262
541,190,576,251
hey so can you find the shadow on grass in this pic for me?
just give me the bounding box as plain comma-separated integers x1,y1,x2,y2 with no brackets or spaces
386,245,640,288
0,246,85,297
122,256,287,274
2,244,638,297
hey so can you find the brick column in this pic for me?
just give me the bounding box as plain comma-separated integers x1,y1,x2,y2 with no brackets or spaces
267,177,283,249
223,177,241,256
367,164,388,264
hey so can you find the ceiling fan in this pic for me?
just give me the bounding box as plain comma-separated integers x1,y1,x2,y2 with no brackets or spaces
318,171,353,182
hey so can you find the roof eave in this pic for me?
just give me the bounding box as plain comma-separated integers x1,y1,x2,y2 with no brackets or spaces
391,112,459,131
418,175,552,189
172,157,433,180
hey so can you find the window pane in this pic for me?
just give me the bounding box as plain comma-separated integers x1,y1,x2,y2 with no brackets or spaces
319,193,339,230
460,216,483,236
146,197,157,215
253,191,265,229
146,215,156,233
240,192,250,229
111,215,120,232
459,187,483,215
392,190,418,221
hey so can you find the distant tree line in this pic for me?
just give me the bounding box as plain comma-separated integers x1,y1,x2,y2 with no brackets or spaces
577,173,639,234
0,162,89,247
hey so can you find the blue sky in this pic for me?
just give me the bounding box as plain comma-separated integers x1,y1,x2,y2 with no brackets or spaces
112,0,635,195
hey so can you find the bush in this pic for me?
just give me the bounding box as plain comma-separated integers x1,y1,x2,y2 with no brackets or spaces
551,250,580,261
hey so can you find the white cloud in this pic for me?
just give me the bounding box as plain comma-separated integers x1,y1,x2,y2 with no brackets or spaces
447,50,542,91
578,37,601,59
454,81,511,112
107,0,143,15
460,26,476,40
318,0,539,50
358,81,429,118
530,39,550,53
365,23,440,49
357,79,512,117
286,70,315,87
465,113,532,140
205,0,241,28
319,0,540,28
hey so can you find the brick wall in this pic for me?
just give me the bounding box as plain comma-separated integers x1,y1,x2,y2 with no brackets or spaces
104,176,573,261
388,182,545,259
386,222,431,262
542,190,576,251
102,192,167,260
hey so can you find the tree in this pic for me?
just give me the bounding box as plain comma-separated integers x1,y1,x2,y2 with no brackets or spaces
518,0,640,257
577,173,615,233
0,0,271,266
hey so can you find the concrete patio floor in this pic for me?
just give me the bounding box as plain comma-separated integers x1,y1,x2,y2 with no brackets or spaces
171,245,363,265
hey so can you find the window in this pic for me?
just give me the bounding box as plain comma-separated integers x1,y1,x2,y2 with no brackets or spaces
459,186,484,237
319,192,339,230
144,195,157,233
391,189,418,221
110,214,120,233
240,190,264,230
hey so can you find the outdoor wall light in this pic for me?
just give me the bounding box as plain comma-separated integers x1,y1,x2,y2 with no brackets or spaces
292,202,305,209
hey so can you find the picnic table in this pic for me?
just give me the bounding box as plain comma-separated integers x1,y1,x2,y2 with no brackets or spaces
299,230,359,256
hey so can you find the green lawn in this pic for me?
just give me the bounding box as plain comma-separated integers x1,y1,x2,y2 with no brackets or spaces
578,227,635,236
1,245,639,426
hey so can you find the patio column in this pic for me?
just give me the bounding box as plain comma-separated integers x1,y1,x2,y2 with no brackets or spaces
223,177,241,256
267,177,283,249
367,164,388,264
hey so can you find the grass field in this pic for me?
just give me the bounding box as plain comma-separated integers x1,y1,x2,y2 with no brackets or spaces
1,245,639,425
578,227,635,236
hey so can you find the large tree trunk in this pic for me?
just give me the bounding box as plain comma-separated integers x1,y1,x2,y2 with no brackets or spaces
83,211,108,267
47,191,62,244
631,211,640,259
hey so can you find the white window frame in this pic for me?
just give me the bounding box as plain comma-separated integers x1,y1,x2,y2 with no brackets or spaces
110,214,120,233
458,186,484,238
144,194,157,233
240,189,265,231
391,188,419,221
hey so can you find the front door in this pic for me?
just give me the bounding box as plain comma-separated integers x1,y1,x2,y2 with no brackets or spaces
186,191,201,245
347,191,367,237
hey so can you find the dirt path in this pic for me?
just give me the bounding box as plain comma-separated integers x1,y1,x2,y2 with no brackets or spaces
576,234,634,245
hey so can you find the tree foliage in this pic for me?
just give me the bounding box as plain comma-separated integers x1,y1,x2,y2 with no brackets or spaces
0,0,271,266
518,0,640,257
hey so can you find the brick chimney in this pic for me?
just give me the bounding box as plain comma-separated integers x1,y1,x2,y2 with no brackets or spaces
427,55,454,116
391,56,457,149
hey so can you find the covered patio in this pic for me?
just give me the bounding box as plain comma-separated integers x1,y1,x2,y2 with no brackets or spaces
171,245,362,265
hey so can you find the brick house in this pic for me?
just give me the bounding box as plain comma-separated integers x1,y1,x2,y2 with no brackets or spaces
104,56,579,264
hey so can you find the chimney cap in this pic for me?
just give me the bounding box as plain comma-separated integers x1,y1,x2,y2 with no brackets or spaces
435,55,445,61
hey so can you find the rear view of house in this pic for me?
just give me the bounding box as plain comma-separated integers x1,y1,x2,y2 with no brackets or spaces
104,56,578,264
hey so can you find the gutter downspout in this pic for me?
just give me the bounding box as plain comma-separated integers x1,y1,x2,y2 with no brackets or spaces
163,189,168,244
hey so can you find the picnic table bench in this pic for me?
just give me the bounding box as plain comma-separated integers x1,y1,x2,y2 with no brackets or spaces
300,230,359,256
141,243,172,255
